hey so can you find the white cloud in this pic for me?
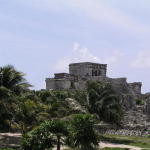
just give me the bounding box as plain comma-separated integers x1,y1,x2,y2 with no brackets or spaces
72,43,101,63
131,51,150,68
54,43,124,72
65,0,148,34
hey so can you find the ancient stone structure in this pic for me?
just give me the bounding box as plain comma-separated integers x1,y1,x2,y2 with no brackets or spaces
46,62,142,96
69,62,107,77
145,93,150,114
129,82,142,95
46,62,150,135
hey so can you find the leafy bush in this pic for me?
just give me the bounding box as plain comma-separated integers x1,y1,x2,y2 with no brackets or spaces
22,120,68,150
135,99,145,105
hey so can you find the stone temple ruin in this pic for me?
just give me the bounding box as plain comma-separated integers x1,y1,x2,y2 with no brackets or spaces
46,62,150,136
46,62,142,97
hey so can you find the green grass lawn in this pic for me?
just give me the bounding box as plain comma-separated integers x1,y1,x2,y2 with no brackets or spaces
100,134,150,149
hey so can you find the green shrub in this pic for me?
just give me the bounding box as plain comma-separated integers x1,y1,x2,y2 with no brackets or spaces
135,99,145,105
22,120,68,150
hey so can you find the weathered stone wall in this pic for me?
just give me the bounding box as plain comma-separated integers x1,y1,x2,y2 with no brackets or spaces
129,82,142,95
74,80,87,90
69,62,107,77
123,106,150,128
45,78,71,90
107,78,130,94
97,129,149,137
145,94,150,114
46,78,55,90
54,73,70,79
121,94,136,109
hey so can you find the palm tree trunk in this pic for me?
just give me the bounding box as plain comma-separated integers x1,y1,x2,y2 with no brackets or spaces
57,136,60,150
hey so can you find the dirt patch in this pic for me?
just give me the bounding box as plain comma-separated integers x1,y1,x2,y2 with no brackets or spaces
99,142,142,150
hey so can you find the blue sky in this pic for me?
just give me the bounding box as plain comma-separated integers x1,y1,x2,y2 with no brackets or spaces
1,0,150,93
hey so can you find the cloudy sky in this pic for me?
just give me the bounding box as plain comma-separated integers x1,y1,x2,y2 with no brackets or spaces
0,0,150,93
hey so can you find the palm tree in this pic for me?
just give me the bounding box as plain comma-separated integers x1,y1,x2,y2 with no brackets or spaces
0,65,31,95
0,86,12,99
67,114,99,150
0,100,12,130
48,120,68,150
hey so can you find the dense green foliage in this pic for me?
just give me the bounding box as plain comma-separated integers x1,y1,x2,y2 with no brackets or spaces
22,114,99,150
135,99,145,105
87,81,123,125
22,120,68,150
0,65,125,149
0,65,31,131
0,65,124,132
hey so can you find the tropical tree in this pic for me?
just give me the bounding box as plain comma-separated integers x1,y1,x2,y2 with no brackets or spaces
22,124,56,150
14,99,41,133
0,65,31,131
67,114,99,150
0,86,12,99
87,81,123,125
47,120,68,150
22,120,68,150
0,65,31,95
0,100,12,131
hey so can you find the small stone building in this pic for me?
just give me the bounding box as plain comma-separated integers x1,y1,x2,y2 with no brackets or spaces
129,82,142,95
45,62,142,96
69,62,107,77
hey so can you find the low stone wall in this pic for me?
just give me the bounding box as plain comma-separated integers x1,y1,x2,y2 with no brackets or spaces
98,129,149,137
46,79,71,90
95,123,150,137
